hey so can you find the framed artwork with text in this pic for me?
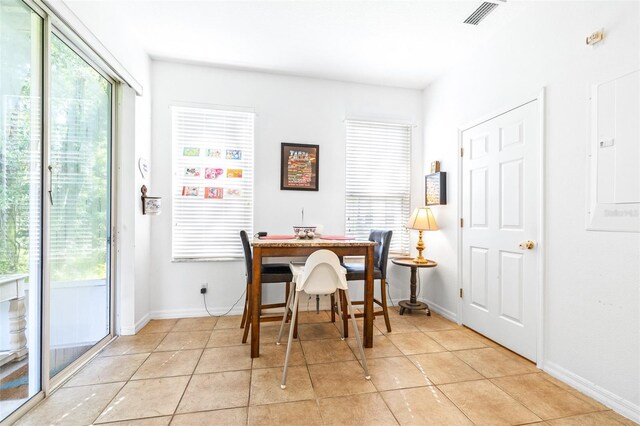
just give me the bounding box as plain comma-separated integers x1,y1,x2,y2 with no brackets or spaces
280,143,319,191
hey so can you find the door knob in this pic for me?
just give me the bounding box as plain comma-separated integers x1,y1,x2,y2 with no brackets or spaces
518,240,535,250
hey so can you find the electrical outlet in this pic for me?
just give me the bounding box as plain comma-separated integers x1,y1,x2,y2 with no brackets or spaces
200,283,208,294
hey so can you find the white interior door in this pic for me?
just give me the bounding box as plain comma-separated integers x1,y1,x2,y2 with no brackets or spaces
461,100,540,361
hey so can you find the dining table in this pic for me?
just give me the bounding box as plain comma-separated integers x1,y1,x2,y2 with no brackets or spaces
250,236,377,358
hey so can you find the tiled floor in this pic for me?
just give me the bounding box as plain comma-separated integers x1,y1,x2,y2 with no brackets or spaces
16,307,636,426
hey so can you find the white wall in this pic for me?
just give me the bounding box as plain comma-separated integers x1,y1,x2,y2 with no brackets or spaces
150,60,423,317
421,1,640,420
60,0,153,334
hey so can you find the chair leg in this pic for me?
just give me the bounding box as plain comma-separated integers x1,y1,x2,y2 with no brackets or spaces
336,291,344,340
281,291,300,389
340,290,349,338
380,279,392,332
240,283,250,329
344,289,370,380
330,293,336,323
277,282,296,345
242,308,251,343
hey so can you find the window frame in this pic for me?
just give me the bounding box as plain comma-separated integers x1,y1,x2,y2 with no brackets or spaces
170,104,255,262
344,119,412,255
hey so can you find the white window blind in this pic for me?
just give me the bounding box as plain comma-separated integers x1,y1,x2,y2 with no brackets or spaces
171,106,254,260
345,120,411,253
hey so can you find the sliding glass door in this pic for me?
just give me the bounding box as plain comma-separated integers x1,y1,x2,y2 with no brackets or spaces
0,0,43,420
48,34,112,377
0,0,115,420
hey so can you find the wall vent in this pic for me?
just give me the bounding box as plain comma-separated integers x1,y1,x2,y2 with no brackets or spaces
463,2,499,25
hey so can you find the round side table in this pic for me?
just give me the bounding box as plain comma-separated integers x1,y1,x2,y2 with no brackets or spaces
391,257,437,315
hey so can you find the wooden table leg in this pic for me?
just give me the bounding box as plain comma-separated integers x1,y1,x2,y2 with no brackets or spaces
364,245,374,348
251,247,262,358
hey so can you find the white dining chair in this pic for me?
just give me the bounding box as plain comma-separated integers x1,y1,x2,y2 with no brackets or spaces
276,249,370,389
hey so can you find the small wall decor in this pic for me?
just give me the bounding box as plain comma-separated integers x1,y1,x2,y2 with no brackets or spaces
280,143,319,191
138,157,149,179
425,172,447,206
141,185,162,215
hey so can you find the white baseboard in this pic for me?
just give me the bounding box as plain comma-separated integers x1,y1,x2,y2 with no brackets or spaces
149,306,245,319
418,297,458,323
543,361,639,423
119,313,150,336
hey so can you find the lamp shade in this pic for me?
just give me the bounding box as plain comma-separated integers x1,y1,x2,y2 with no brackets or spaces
406,207,439,231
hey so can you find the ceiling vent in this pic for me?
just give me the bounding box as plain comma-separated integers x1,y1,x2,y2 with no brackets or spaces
463,1,499,25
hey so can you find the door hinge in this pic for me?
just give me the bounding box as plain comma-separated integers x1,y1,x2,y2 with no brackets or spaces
460,218,464,228
459,288,463,298
460,147,464,157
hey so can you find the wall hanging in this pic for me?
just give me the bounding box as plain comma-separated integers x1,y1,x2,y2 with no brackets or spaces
280,142,319,191
141,185,162,215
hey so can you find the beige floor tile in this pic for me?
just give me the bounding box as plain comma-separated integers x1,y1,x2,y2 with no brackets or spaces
207,328,246,347
250,365,314,405
172,408,248,426
16,383,124,426
260,323,291,341
177,370,251,413
347,334,403,359
94,376,190,423
154,331,210,351
337,317,383,338
131,349,202,380
317,392,398,425
65,353,148,387
252,341,306,369
378,317,420,335
547,411,630,425
308,361,376,398
381,386,473,425
567,389,609,412
539,372,575,391
426,330,487,351
248,400,323,426
301,338,355,364
96,417,172,425
462,328,500,347
100,333,166,357
367,356,431,391
599,411,639,425
214,314,244,329
406,314,461,332
439,379,540,425
297,323,342,340
195,346,252,374
297,310,330,324
454,347,538,378
387,332,446,355
492,373,605,420
408,352,483,385
536,371,609,412
171,316,217,332
138,319,177,334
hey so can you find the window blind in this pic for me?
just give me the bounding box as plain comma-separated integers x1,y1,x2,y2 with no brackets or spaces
345,120,411,253
171,106,254,260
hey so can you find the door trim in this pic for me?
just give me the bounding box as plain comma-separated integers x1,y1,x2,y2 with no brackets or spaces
457,88,546,367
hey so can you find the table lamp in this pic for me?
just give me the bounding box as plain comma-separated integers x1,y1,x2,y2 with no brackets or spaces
406,207,439,264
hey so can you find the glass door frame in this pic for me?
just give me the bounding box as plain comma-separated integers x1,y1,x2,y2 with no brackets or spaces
43,24,118,393
4,0,120,421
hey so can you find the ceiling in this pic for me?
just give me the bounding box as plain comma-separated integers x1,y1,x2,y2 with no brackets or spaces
67,0,530,89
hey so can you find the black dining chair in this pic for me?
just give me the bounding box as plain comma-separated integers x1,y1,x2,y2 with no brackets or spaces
240,230,295,343
331,229,393,336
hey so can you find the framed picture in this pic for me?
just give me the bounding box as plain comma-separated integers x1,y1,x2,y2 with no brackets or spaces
280,143,319,191
425,172,447,205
